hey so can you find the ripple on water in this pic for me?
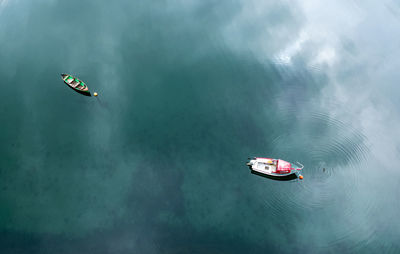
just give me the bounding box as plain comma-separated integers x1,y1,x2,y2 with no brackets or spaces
260,103,388,250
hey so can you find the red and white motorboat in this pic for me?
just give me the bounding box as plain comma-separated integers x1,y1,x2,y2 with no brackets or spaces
247,157,303,180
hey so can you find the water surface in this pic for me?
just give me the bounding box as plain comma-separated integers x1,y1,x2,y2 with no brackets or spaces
1,0,400,253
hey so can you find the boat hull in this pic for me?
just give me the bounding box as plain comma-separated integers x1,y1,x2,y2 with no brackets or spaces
250,170,299,181
61,74,91,96
247,157,302,180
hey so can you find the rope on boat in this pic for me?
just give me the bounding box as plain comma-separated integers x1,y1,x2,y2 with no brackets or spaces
296,162,304,170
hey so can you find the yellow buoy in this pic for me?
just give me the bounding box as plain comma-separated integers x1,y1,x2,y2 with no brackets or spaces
94,92,98,97
299,175,304,180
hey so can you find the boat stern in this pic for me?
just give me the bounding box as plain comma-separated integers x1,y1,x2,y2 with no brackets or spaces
246,158,256,169
61,73,69,81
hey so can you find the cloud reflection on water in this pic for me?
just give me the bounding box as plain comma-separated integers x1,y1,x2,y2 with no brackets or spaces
0,0,399,253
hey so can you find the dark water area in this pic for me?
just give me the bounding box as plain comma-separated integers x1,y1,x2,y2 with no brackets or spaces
1,0,400,253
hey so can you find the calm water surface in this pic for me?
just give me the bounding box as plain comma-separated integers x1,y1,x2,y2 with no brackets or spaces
1,0,400,253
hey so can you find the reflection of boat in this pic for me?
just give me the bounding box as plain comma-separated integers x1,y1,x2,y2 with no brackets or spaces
61,74,91,96
247,157,303,180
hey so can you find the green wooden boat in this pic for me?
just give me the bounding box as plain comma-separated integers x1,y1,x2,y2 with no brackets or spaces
61,74,91,96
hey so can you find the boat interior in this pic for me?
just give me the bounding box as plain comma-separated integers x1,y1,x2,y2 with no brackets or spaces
256,162,276,173
64,76,86,90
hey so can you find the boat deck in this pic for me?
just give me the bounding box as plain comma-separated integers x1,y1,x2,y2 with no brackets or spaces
254,162,276,174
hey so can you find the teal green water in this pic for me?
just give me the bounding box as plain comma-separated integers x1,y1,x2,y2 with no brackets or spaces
1,0,400,253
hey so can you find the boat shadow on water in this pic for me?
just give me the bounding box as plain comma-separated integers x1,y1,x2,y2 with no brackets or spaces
66,84,91,96
250,169,298,181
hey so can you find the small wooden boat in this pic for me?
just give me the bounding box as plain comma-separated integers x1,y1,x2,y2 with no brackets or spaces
61,74,91,96
247,157,303,180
